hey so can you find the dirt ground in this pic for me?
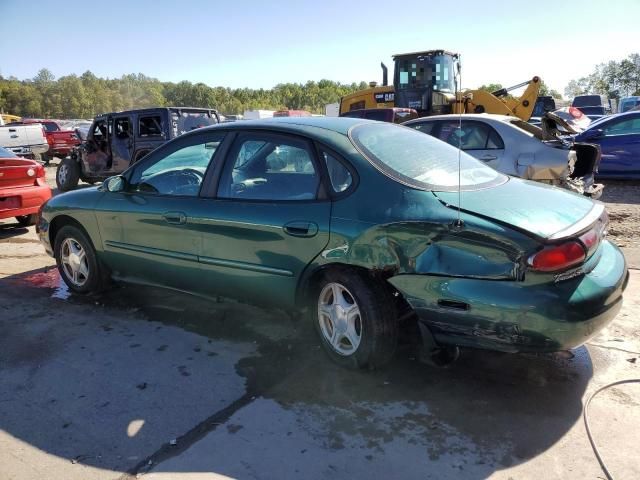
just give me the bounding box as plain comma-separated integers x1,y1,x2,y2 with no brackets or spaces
0,162,638,480
600,181,640,250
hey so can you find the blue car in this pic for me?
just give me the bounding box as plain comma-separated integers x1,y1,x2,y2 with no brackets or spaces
574,111,640,179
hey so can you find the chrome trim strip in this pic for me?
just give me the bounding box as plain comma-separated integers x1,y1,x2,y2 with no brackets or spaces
104,240,198,262
198,255,293,277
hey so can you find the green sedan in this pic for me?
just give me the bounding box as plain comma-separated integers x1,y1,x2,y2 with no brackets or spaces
37,117,629,369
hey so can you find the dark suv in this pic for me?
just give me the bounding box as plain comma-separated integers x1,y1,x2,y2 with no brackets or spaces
56,107,220,191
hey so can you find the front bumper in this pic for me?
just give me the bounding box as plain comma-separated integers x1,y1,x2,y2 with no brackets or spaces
0,183,52,221
388,240,628,353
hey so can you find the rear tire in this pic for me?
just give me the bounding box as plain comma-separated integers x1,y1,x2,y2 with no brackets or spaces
15,214,37,226
56,158,80,192
54,225,108,294
314,269,398,369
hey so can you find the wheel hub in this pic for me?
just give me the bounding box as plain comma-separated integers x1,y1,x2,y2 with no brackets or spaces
318,282,362,356
60,238,89,287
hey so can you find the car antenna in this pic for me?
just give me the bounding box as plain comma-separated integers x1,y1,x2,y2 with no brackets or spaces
454,55,464,229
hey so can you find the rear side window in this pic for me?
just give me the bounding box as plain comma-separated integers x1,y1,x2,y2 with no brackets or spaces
322,151,352,193
406,121,435,134
438,121,504,150
603,117,640,135
138,115,163,137
349,123,506,192
218,135,319,201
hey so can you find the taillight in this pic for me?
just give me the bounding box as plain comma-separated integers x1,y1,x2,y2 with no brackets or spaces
35,164,46,178
528,241,586,272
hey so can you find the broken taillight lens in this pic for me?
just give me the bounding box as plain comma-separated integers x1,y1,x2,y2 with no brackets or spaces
528,241,586,272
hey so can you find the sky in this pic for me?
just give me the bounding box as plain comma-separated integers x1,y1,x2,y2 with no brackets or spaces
1,0,639,96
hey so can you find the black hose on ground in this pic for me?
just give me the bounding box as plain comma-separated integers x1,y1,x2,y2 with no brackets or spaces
583,379,640,480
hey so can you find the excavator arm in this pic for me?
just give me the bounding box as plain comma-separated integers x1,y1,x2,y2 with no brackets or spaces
454,76,541,121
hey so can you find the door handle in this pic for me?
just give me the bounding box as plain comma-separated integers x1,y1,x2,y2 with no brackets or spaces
162,211,187,225
283,221,319,238
480,154,497,161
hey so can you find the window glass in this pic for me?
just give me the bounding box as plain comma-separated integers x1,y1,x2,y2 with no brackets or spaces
603,117,640,135
219,137,319,200
407,121,435,134
128,134,223,197
323,151,352,193
363,110,389,122
114,118,131,139
138,115,163,137
437,121,504,150
349,123,506,192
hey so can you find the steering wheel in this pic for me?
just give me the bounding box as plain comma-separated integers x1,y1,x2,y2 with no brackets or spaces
181,168,205,182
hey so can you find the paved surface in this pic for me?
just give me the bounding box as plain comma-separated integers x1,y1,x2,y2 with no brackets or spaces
0,179,639,479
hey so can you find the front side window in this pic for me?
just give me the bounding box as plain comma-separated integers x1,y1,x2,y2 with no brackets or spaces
128,133,224,197
349,123,506,192
114,118,131,139
138,115,163,137
218,135,319,201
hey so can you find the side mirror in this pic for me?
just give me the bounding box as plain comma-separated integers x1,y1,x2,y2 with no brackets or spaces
103,175,126,193
583,128,604,140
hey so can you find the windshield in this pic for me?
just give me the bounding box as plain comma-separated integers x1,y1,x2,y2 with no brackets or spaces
395,54,455,92
620,98,640,112
349,123,507,192
0,146,18,157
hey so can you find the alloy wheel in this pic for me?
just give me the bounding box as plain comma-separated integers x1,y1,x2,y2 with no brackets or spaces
60,238,89,287
318,282,363,355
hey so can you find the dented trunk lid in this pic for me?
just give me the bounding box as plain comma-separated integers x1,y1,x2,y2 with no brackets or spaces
433,177,602,241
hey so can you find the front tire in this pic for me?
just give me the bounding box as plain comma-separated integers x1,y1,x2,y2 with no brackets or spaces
54,225,107,294
314,269,398,369
56,158,80,191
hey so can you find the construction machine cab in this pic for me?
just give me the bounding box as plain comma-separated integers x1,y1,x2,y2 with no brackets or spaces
392,50,458,116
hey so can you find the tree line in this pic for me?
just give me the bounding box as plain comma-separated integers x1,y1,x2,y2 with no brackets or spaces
0,68,369,119
564,53,640,99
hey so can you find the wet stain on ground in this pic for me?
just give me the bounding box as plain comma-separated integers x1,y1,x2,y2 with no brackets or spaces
1,266,595,473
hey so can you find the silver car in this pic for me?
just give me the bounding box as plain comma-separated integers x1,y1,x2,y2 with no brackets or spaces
403,113,603,198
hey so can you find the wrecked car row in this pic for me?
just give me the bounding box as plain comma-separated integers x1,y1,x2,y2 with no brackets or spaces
37,117,629,369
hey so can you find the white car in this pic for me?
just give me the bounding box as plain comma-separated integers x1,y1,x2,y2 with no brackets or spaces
403,113,603,198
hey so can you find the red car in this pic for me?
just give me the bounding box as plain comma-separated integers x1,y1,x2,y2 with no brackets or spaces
0,146,52,226
20,119,81,163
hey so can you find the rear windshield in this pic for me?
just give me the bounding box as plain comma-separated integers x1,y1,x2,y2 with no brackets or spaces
349,123,507,192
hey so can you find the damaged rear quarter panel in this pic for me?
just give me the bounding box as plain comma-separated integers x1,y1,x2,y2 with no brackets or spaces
315,184,536,281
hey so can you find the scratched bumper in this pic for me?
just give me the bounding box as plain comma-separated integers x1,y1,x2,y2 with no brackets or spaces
388,240,628,353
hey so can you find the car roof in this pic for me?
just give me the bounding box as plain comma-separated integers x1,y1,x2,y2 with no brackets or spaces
404,113,517,123
200,116,369,136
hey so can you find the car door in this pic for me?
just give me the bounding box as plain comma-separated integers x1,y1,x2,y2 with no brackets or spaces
196,131,331,307
111,115,134,172
93,130,228,291
593,115,640,177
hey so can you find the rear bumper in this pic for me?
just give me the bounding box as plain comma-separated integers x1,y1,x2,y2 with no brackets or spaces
6,144,49,156
388,240,628,353
0,183,52,220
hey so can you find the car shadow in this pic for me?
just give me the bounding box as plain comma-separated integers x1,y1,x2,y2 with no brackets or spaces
0,221,30,238
0,267,592,479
